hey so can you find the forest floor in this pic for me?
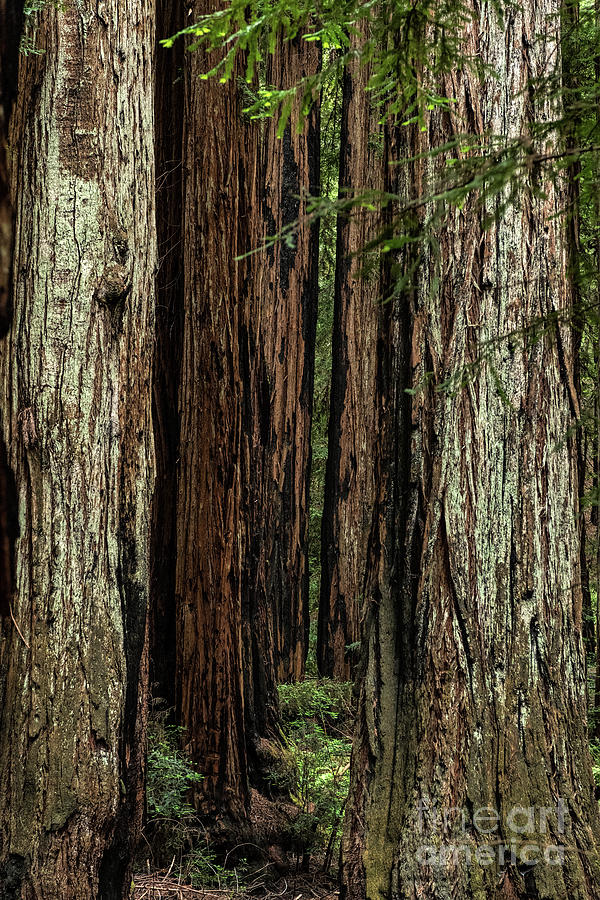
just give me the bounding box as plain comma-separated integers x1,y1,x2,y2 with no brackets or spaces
135,653,600,900
134,868,338,900
137,679,351,900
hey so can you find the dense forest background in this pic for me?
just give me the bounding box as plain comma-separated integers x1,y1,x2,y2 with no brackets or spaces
3,0,600,898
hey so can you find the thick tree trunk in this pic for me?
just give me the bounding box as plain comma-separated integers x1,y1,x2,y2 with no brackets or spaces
175,1,256,819
250,36,320,685
342,3,600,898
0,0,22,620
0,1,156,897
318,34,381,681
150,0,185,711
0,0,23,338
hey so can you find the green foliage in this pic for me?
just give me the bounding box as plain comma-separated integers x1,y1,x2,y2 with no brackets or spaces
278,677,353,722
161,0,355,134
20,0,63,56
161,0,495,133
145,713,248,890
276,680,353,867
20,2,46,55
164,0,599,371
590,740,600,787
185,845,250,891
146,720,203,822
145,690,354,881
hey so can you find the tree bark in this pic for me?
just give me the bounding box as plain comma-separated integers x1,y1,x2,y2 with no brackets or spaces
0,0,22,620
561,0,595,664
175,0,255,819
250,36,320,686
150,0,185,712
0,0,23,339
0,1,156,897
342,3,600,898
318,32,381,681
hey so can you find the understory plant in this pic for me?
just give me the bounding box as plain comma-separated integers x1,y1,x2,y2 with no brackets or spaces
144,708,248,890
276,679,353,871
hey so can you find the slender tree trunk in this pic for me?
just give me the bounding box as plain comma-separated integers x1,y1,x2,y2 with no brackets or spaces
250,36,320,685
175,1,256,818
342,3,600,897
0,0,156,896
593,0,600,740
150,0,185,711
562,0,595,671
239,78,280,757
0,0,22,620
318,30,381,681
593,300,600,738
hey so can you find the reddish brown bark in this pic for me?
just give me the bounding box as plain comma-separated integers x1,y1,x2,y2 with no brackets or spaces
175,0,257,818
249,36,320,685
150,0,185,711
318,31,381,681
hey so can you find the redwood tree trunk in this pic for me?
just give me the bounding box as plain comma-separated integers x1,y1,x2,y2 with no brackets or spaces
0,0,22,619
0,0,23,339
318,32,381,681
342,3,600,898
250,36,320,685
175,1,256,818
0,1,156,897
150,0,185,711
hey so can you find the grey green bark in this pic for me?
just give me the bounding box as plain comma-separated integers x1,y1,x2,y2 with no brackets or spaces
0,0,22,619
0,1,156,896
0,0,23,339
342,2,600,898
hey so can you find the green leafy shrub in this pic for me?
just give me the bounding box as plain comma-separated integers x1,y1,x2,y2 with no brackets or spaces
146,720,202,822
275,679,353,870
278,677,353,725
186,845,249,891
144,710,247,889
590,740,600,787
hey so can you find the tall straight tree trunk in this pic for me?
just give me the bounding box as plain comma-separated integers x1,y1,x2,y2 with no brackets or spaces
0,1,156,896
342,2,600,898
318,30,381,681
150,0,185,711
593,0,600,739
175,0,256,818
0,0,22,619
561,0,595,665
0,0,23,338
251,36,320,685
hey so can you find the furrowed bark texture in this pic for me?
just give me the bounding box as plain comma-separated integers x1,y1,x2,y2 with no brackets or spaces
241,132,280,748
250,36,320,685
0,0,23,339
318,33,381,681
0,0,22,619
0,2,156,898
176,1,254,818
342,4,600,899
150,0,184,711
561,0,594,658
